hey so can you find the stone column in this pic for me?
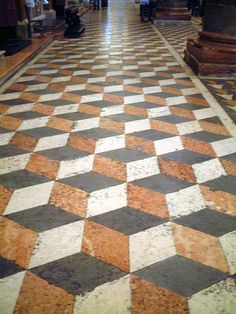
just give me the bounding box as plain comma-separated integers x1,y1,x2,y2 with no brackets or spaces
155,0,191,21
184,0,236,75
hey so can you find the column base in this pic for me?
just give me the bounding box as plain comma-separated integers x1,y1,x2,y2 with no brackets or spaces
155,8,191,21
184,31,236,76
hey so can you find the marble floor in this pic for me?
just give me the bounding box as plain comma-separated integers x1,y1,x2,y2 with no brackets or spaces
0,1,236,313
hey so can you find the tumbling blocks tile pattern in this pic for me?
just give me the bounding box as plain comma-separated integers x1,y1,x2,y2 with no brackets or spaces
0,0,236,313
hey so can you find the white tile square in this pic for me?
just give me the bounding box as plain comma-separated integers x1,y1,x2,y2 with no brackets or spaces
52,104,79,115
192,158,226,183
34,133,69,151
81,94,103,103
4,181,54,215
7,103,33,114
124,95,145,105
127,157,160,182
194,108,216,120
0,132,15,146
100,105,124,117
95,135,125,153
39,93,62,102
29,220,84,268
154,136,183,156
125,119,150,134
167,96,186,106
87,183,127,217
177,120,202,135
129,223,176,272
220,231,236,275
18,117,49,131
148,106,171,118
0,154,31,175
72,117,100,132
166,185,206,218
211,138,236,157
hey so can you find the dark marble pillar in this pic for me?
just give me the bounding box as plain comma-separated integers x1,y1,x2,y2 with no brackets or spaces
155,0,191,21
185,0,236,75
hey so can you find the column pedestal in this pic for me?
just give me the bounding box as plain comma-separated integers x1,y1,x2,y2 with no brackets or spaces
155,0,190,21
184,0,236,76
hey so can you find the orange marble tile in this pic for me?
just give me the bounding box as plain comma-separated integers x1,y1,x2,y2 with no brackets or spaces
175,79,194,87
200,185,236,216
10,133,37,151
68,134,95,153
103,93,123,104
185,96,209,107
124,105,148,117
159,157,196,183
61,92,81,103
9,83,27,92
33,103,55,115
151,119,178,135
20,92,40,102
0,115,22,130
59,69,74,76
128,183,169,218
78,103,101,116
131,275,189,314
48,84,65,93
199,121,231,136
14,272,74,314
36,76,52,83
220,159,236,176
86,84,104,93
94,155,126,181
0,185,12,214
100,117,124,132
144,95,166,105
170,106,195,120
126,135,155,155
0,104,9,114
26,153,59,179
48,116,73,132
162,86,182,96
82,220,129,272
172,223,229,272
50,182,88,217
0,217,37,268
181,136,216,157
124,85,143,94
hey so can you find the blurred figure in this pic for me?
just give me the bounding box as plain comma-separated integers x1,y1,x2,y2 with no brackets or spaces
101,0,108,9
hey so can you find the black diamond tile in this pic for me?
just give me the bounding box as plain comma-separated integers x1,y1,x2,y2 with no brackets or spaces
40,99,77,106
71,90,98,96
220,153,236,163
60,172,123,192
174,103,204,111
0,99,31,106
31,252,126,295
21,127,66,138
75,127,121,140
153,115,191,124
0,145,28,158
127,102,160,109
0,127,12,134
160,149,211,164
174,208,236,237
203,176,236,195
132,174,193,194
99,148,152,162
133,255,227,297
8,111,46,120
39,146,89,161
0,170,50,190
185,131,229,143
90,206,167,235
56,112,95,121
28,89,58,95
0,256,24,279
6,204,81,232
129,129,174,140
108,91,138,97
84,100,117,108
109,113,144,122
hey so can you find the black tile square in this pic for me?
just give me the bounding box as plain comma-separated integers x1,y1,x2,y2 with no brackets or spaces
39,146,89,161
31,252,126,295
21,127,66,138
160,149,211,164
84,100,118,108
109,113,144,122
153,115,191,124
0,145,28,158
108,91,138,97
8,111,46,120
133,255,226,297
0,256,24,279
129,129,174,141
185,131,229,143
0,127,12,134
203,175,236,195
99,148,152,162
132,174,193,194
0,170,50,190
6,204,81,232
90,206,167,235
76,128,121,140
221,153,236,163
56,112,95,121
60,172,123,192
0,99,31,106
40,99,77,106
127,102,160,109
174,208,236,237
71,90,98,96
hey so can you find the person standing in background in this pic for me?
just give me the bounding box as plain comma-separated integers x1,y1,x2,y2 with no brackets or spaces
101,0,108,9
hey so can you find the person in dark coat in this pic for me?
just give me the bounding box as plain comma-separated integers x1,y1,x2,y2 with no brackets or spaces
101,0,108,9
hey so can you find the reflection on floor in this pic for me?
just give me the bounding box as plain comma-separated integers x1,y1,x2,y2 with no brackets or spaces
0,0,236,313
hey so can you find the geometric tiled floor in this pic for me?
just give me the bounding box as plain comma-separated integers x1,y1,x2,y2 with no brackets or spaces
0,0,236,313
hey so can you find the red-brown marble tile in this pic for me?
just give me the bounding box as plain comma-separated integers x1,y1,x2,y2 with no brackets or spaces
26,153,59,179
94,155,126,181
